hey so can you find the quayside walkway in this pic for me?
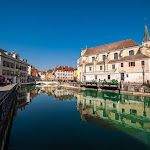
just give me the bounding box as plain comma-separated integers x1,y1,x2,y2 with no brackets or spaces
0,84,17,99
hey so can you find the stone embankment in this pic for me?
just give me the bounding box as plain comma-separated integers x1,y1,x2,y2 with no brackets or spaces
0,84,18,150
59,82,150,97
120,82,150,96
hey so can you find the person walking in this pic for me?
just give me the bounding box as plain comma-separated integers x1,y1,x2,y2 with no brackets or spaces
10,79,13,85
7,79,9,85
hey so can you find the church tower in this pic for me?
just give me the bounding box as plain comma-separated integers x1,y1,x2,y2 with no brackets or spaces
142,19,150,47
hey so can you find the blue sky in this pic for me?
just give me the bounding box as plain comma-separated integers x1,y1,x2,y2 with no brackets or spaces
0,0,150,71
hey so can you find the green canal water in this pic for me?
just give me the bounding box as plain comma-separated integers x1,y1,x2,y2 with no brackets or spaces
6,86,150,150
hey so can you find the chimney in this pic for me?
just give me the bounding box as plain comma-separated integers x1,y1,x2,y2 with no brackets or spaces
24,59,27,62
11,51,14,55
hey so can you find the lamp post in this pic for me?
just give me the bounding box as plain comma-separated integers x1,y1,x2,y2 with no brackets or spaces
142,64,145,85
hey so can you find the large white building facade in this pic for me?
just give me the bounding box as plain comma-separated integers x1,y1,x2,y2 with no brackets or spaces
77,23,150,83
0,49,28,83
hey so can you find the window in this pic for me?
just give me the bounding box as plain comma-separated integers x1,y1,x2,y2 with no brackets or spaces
89,100,92,104
100,66,102,70
121,63,123,67
6,62,9,67
126,74,128,77
112,64,115,69
141,61,145,66
7,70,9,75
100,102,103,106
113,103,116,108
122,108,125,113
103,110,108,117
89,67,91,71
95,75,97,80
92,57,95,62
11,63,14,68
114,53,118,59
143,111,147,117
129,62,135,67
115,114,119,120
102,55,106,61
3,61,5,66
2,70,5,75
129,50,134,56
130,109,137,115
108,75,110,79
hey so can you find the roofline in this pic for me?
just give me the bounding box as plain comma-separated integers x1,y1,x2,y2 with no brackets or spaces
0,52,29,65
78,57,150,66
84,39,139,49
83,45,140,57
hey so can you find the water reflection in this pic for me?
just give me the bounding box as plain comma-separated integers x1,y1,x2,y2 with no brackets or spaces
77,90,150,146
15,86,76,112
15,86,150,147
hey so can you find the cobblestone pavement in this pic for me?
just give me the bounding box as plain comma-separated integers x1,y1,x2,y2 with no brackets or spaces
0,84,16,99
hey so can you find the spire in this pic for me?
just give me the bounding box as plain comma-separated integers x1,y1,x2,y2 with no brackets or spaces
143,18,150,42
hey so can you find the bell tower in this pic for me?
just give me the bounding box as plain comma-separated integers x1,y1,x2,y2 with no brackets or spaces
142,19,150,47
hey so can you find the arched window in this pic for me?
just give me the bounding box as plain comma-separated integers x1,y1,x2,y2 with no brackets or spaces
114,53,118,59
129,50,134,56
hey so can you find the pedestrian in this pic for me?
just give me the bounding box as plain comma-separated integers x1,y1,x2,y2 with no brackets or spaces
7,79,9,85
11,79,13,85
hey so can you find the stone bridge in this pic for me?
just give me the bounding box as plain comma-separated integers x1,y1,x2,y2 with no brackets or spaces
36,81,59,85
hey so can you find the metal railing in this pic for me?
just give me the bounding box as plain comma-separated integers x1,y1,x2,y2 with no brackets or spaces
0,84,18,150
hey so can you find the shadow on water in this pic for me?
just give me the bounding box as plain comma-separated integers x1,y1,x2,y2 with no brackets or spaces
5,85,150,150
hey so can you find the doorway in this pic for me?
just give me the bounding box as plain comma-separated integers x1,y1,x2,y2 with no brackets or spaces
121,73,124,81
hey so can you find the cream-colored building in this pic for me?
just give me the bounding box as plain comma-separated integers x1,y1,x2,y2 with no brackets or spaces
0,49,28,83
47,69,55,81
77,91,150,134
77,24,150,83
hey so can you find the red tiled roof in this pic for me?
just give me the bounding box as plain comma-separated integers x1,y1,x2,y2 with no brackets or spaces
56,66,75,71
84,39,139,56
109,59,119,63
86,62,93,66
47,69,53,73
120,54,149,61
97,61,104,64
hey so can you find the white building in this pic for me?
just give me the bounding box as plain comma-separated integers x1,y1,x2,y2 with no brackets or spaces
55,66,75,81
77,23,150,83
0,49,28,83
38,71,46,81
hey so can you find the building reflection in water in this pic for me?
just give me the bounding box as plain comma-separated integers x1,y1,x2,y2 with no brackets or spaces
15,86,76,114
77,90,150,146
15,86,150,146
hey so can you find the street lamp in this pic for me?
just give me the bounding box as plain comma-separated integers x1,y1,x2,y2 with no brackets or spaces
142,64,145,85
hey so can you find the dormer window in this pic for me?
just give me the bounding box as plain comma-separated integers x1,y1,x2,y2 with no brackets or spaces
102,55,106,61
92,57,95,62
129,50,134,56
114,53,118,59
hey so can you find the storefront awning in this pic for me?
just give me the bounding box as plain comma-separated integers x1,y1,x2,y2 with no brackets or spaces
0,75,5,78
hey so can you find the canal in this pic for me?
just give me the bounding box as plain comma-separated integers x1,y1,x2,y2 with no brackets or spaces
6,86,150,150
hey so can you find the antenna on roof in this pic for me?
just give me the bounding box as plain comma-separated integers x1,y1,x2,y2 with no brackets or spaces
86,45,87,49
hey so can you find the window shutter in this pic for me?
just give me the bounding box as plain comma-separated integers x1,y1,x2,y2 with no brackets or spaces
141,61,145,66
